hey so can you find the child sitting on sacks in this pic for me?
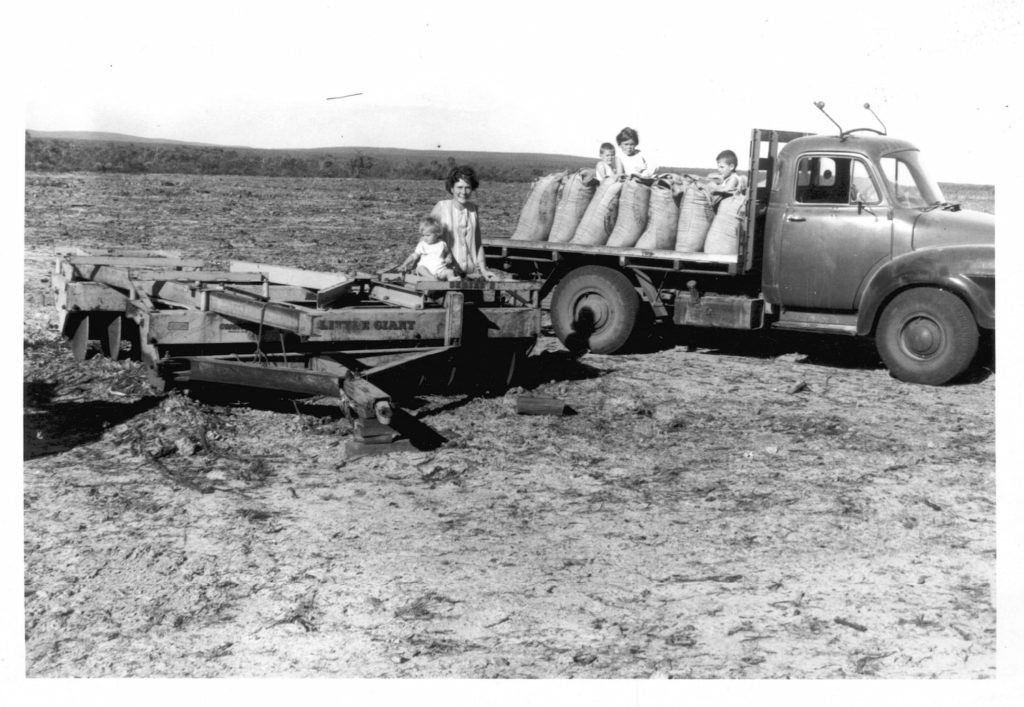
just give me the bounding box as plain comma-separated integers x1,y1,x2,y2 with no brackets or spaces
398,216,461,281
615,127,658,178
595,142,618,181
710,150,745,207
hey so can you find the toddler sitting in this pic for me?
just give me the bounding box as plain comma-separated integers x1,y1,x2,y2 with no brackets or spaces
398,216,461,280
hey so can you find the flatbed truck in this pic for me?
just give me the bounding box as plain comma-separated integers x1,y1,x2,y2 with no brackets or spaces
484,120,994,385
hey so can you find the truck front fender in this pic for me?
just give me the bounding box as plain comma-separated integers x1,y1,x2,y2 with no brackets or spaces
856,244,995,335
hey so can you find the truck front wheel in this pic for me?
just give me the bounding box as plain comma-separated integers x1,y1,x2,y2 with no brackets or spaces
551,265,640,354
876,288,978,385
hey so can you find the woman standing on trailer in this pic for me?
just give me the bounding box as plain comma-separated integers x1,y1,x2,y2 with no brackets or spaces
430,165,498,280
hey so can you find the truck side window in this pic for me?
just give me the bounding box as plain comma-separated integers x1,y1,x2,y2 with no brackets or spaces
795,156,843,203
795,156,879,205
850,160,881,204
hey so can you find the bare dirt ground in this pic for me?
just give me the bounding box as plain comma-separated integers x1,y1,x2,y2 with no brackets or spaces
22,173,995,678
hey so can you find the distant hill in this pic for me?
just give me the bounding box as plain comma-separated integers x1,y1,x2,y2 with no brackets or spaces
26,130,221,147
25,130,639,182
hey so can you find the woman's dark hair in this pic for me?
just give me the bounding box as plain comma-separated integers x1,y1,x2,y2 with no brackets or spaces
616,127,639,145
445,165,480,193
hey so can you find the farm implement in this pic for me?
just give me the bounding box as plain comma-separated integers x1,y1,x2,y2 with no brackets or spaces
52,250,542,455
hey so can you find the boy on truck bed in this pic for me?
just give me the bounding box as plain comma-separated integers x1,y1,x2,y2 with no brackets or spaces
596,142,617,182
711,149,742,206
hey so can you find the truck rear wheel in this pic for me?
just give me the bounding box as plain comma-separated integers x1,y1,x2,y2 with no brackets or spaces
876,288,978,385
551,265,640,354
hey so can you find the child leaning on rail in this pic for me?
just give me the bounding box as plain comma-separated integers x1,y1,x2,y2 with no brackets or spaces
398,216,461,281
710,149,743,207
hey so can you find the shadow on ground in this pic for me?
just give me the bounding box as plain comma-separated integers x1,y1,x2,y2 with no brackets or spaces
24,381,163,460
377,348,601,423
631,324,995,384
641,325,884,370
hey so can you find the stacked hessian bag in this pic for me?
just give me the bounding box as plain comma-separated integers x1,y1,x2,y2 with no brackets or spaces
511,170,568,241
674,176,715,252
571,176,624,246
504,166,746,254
635,174,682,250
549,169,599,243
703,175,749,255
605,176,652,248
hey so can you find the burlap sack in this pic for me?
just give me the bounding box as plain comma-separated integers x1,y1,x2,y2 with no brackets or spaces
549,169,598,243
571,177,623,246
511,170,567,241
606,177,652,248
703,193,747,255
634,177,679,250
675,179,715,252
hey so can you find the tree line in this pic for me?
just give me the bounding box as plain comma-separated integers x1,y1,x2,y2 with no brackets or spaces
24,134,594,183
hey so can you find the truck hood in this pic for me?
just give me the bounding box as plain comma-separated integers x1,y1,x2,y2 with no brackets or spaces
912,208,994,250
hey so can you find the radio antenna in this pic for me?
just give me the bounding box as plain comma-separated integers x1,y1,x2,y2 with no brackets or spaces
327,92,363,101
814,101,843,134
863,102,888,135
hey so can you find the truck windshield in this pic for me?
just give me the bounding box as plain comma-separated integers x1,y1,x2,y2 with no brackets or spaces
879,151,946,208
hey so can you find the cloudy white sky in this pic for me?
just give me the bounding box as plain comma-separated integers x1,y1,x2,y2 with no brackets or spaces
17,0,1023,184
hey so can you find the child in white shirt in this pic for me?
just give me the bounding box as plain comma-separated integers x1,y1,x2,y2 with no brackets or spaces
711,149,742,206
616,127,657,178
595,142,618,181
399,216,460,280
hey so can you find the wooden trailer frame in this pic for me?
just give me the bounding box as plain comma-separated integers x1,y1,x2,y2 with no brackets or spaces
52,250,543,455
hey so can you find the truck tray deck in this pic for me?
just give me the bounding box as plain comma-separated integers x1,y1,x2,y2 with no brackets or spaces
483,237,743,275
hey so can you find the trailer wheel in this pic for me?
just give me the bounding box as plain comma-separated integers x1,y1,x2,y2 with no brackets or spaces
875,288,978,385
551,265,640,354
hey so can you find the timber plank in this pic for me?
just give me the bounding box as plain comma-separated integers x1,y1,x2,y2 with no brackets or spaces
135,271,266,284
229,261,354,290
67,256,205,269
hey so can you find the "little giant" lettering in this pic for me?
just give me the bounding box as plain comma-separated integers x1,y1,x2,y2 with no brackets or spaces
319,319,416,332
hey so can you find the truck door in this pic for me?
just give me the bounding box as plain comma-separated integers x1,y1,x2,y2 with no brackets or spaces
773,155,891,311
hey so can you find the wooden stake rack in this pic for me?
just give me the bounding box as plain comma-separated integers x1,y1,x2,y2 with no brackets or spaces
52,249,542,455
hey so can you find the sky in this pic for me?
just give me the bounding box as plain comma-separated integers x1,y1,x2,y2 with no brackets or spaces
15,0,1024,184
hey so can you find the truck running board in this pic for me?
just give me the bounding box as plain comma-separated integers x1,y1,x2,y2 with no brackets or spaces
773,311,857,336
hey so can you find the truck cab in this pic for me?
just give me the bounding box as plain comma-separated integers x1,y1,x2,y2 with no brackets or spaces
758,132,994,384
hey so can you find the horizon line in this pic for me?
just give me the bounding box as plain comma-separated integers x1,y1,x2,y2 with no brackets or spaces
24,129,994,187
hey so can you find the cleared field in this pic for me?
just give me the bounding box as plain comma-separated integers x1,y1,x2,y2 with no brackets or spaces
940,182,994,214
23,172,994,678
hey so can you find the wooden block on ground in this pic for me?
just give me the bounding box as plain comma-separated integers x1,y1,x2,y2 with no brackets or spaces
352,431,402,445
353,418,395,438
345,438,419,458
516,395,566,416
